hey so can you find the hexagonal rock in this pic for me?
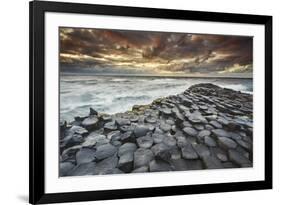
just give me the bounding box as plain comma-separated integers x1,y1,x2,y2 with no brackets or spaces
137,135,153,149
60,162,75,176
212,129,230,138
68,125,88,136
118,143,137,156
120,131,134,143
159,123,172,132
210,147,228,162
81,116,99,130
236,139,252,151
209,121,222,129
67,162,96,176
204,136,217,147
183,127,198,137
103,121,117,132
134,148,154,168
176,136,190,148
152,133,165,144
76,148,96,164
133,125,150,138
82,134,107,147
95,144,117,160
181,144,199,160
132,166,149,173
228,149,252,167
115,118,131,127
192,144,211,158
145,116,157,124
149,160,172,172
188,113,208,124
92,155,118,175
163,135,177,147
160,108,172,117
151,143,171,162
217,137,237,150
118,152,134,173
197,130,211,139
202,155,224,169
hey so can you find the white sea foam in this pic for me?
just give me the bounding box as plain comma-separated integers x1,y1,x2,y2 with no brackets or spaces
60,75,253,122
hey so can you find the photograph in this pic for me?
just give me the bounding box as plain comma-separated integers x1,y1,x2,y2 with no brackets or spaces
59,27,254,177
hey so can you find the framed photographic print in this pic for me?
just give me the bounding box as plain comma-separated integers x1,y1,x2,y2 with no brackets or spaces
29,0,272,204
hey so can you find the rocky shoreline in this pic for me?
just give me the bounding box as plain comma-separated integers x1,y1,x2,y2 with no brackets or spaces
59,83,253,176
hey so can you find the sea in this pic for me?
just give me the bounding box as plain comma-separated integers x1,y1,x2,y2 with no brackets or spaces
60,74,253,122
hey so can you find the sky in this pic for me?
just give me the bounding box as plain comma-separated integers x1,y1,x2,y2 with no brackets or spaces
59,27,253,77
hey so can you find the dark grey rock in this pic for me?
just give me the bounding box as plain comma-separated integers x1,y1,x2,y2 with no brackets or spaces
103,168,124,175
159,122,172,132
193,144,211,158
120,131,134,143
217,117,229,126
228,149,252,166
134,125,150,138
227,122,241,131
210,147,228,162
69,125,88,136
176,136,189,148
119,125,134,133
222,162,238,168
107,130,121,141
218,137,237,150
82,134,108,147
82,116,99,130
76,148,96,164
134,148,154,168
182,121,192,127
92,155,118,175
170,148,181,160
152,133,165,144
204,136,217,147
115,118,131,127
118,143,137,156
95,144,117,160
181,144,198,160
193,124,205,131
103,121,117,132
183,127,198,137
60,162,75,176
132,166,149,173
188,113,208,124
137,135,153,148
205,124,214,130
209,121,222,129
68,162,96,176
90,107,98,116
151,143,171,162
236,139,252,151
145,116,157,123
163,135,177,147
202,155,224,169
160,108,172,117
212,129,230,138
118,152,134,173
149,160,172,172
198,130,211,139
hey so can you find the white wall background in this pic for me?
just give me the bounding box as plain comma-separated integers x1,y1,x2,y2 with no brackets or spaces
0,0,279,204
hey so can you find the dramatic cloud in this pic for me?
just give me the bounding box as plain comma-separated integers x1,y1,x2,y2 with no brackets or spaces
59,27,253,77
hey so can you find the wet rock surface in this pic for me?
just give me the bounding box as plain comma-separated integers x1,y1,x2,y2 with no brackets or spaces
60,83,253,176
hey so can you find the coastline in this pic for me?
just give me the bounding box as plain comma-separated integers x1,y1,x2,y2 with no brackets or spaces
59,83,253,176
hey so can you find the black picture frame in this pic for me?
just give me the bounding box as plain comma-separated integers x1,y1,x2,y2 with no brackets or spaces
29,1,272,204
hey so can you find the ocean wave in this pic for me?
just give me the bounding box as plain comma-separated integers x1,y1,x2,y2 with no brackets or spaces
60,75,253,122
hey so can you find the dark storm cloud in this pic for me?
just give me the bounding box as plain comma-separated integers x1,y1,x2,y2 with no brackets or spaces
59,27,253,75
